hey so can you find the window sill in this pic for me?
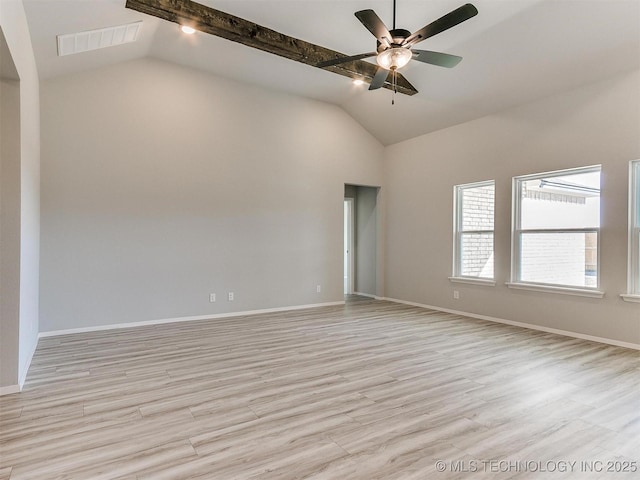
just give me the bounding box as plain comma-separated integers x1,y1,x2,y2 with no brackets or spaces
620,294,640,303
449,277,496,286
505,282,605,298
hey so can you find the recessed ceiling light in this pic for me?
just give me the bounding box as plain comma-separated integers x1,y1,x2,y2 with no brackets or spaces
181,25,196,35
353,79,365,86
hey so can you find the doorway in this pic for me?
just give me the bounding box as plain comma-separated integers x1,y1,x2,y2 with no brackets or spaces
344,184,379,298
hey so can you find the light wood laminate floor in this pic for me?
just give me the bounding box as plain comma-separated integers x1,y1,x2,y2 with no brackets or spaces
1,297,639,479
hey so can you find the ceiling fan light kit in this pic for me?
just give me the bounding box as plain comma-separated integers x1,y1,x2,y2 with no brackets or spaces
376,47,412,70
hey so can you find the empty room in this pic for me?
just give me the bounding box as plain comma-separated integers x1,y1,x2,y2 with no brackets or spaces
1,0,639,478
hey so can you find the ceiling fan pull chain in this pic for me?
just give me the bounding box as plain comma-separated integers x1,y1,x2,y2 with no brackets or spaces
392,68,396,105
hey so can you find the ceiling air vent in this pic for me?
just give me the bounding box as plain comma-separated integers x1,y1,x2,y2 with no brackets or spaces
57,21,142,56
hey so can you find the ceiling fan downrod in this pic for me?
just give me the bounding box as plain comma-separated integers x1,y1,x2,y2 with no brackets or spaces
393,0,396,30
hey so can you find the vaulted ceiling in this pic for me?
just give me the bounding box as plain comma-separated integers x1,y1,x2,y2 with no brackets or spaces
23,0,640,145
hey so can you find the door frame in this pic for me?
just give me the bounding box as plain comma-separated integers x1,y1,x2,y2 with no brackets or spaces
344,197,355,295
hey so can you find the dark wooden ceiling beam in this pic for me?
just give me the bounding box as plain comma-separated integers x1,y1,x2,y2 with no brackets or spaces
125,0,417,96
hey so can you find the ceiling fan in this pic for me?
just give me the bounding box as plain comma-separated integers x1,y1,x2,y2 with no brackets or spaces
318,1,478,101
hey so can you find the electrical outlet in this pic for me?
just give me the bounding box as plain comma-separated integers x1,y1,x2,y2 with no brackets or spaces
316,285,321,293
453,290,460,300
209,293,216,303
228,292,234,301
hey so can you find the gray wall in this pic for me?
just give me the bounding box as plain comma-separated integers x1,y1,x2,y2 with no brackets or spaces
0,0,40,392
40,58,384,332
384,70,640,345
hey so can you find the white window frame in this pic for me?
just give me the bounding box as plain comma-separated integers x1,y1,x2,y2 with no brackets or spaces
622,160,640,302
450,180,496,286
508,165,604,298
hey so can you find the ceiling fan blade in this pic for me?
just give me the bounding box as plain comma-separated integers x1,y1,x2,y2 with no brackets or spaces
369,67,389,90
412,50,463,68
317,52,377,68
355,10,393,46
405,3,478,46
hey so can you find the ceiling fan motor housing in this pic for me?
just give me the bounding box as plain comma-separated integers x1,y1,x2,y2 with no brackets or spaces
376,28,411,52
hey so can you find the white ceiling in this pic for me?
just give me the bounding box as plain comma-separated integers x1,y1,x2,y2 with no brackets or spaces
23,0,640,145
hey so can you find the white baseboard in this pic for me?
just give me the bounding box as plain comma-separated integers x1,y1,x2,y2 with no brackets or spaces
353,291,383,300
39,301,346,338
1,334,39,396
0,384,20,396
19,334,39,389
380,296,640,351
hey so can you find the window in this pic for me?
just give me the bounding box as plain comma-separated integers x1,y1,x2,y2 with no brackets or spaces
625,160,640,300
452,180,495,282
510,166,601,295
